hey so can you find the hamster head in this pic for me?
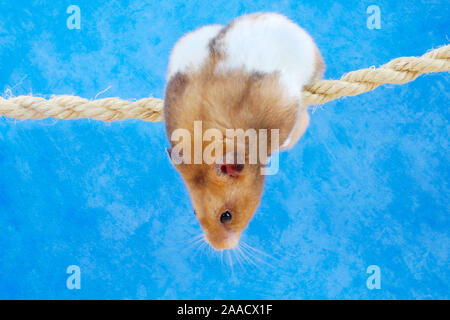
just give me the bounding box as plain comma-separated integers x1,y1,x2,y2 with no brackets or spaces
170,157,265,250
164,71,297,250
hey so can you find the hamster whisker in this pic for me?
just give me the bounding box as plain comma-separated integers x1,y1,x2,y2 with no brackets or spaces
200,241,210,258
187,233,206,244
238,244,266,272
240,242,275,269
232,247,245,273
241,241,277,262
192,238,208,258
240,245,267,268
184,234,206,253
226,250,235,278
237,245,258,267
207,242,215,257
236,245,251,265
188,236,205,248
239,246,256,274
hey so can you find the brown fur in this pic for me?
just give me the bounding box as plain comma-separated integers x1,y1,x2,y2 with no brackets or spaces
165,62,300,249
164,17,322,250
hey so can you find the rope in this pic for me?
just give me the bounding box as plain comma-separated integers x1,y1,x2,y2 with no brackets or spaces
1,45,448,122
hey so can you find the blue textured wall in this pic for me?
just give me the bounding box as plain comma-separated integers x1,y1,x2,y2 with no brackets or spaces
0,0,448,299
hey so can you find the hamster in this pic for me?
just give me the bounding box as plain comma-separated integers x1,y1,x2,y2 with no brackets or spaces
164,13,324,250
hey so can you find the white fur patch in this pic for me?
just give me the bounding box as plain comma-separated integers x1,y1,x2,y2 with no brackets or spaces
216,13,317,99
167,24,223,80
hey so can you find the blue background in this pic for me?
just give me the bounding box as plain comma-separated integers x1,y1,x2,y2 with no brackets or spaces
0,0,449,299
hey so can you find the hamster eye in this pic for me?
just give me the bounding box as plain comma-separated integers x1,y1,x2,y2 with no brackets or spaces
220,211,232,223
193,210,197,216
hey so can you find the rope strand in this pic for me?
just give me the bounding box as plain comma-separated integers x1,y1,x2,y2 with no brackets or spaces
1,45,448,122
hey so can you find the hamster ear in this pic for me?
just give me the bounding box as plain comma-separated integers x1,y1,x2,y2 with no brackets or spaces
216,151,244,177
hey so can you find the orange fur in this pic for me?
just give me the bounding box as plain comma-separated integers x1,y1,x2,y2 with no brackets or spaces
164,14,323,250
165,66,299,249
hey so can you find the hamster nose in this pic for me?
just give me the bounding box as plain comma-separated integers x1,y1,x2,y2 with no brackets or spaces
222,234,239,249
206,232,239,250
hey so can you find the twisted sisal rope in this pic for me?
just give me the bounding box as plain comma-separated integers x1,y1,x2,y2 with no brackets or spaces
1,45,448,122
